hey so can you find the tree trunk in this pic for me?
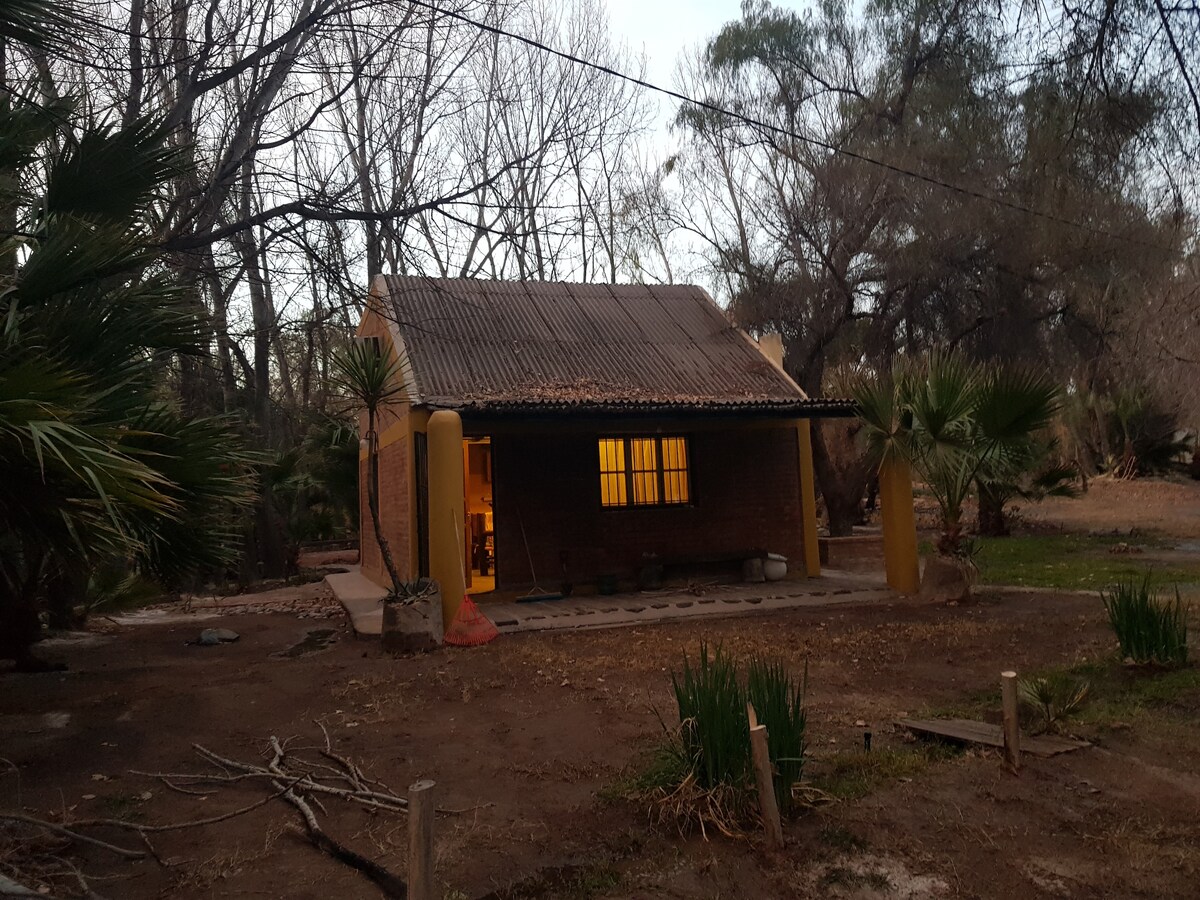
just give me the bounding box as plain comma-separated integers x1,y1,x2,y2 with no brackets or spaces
811,419,871,538
366,409,403,593
823,486,864,537
976,486,1010,537
0,546,60,671
43,558,86,631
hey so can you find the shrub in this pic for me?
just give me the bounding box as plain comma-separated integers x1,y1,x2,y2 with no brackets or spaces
1102,574,1190,666
670,643,749,790
1018,674,1090,732
747,657,808,812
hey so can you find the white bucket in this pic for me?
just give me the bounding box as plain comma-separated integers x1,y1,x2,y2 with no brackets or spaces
763,553,788,581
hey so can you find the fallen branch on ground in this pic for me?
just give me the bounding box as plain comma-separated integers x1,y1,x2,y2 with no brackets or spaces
4,726,443,898
177,732,410,897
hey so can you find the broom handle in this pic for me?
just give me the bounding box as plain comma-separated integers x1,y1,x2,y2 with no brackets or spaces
452,508,467,580
515,504,542,590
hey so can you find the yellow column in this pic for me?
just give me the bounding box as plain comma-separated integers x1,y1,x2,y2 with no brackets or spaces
428,410,466,630
796,419,821,577
879,457,920,593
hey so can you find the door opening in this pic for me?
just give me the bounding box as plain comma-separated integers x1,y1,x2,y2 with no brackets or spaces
463,437,495,594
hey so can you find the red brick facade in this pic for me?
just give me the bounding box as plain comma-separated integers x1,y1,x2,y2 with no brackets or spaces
358,407,417,589
489,426,805,589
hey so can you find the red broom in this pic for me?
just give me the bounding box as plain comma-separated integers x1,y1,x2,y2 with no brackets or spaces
444,595,499,646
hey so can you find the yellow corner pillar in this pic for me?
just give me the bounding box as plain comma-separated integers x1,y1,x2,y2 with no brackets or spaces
796,419,821,577
427,410,466,630
879,457,920,594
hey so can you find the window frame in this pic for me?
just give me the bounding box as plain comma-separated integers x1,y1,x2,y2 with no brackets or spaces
597,434,692,510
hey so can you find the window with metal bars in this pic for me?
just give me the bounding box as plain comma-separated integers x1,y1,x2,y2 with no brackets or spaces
598,436,690,508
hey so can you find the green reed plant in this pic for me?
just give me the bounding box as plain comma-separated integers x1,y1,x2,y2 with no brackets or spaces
747,656,808,812
1102,573,1190,666
670,643,750,789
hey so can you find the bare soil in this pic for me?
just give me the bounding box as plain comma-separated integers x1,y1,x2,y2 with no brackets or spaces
1015,475,1200,540
2,480,1198,899
3,584,1198,899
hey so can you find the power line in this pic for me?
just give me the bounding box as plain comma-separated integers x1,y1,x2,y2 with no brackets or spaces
403,0,1175,252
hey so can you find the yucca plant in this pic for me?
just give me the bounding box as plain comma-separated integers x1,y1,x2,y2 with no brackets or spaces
332,340,410,598
670,643,750,790
747,657,807,812
1102,574,1190,666
1018,674,1090,733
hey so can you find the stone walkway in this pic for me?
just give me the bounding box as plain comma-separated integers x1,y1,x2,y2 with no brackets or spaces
326,567,893,638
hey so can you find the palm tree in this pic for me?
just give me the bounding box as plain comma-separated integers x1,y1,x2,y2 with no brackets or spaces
332,340,409,597
851,351,1063,556
0,2,253,669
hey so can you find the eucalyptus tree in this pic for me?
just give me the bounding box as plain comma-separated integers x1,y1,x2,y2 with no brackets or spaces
674,0,1188,520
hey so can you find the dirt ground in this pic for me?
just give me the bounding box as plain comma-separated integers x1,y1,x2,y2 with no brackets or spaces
2,479,1199,899
1016,474,1200,540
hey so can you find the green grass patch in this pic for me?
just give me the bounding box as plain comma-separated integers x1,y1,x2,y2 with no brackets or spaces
973,534,1200,590
559,866,621,899
600,742,689,801
809,745,960,801
930,660,1200,731
1067,661,1200,725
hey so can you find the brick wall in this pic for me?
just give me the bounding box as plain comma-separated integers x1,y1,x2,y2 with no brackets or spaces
491,426,805,589
359,410,416,589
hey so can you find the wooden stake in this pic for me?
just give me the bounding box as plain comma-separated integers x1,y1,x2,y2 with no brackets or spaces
1001,671,1021,773
748,721,784,850
408,779,437,900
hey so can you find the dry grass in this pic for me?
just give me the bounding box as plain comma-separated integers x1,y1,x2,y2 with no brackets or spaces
643,772,755,841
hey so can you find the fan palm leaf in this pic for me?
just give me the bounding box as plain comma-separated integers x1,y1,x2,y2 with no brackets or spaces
1,0,254,664
853,350,1063,554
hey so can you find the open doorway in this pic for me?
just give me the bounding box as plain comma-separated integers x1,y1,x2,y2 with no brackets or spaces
463,437,495,594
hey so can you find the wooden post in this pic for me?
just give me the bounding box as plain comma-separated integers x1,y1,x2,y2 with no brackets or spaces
747,711,783,850
408,779,437,900
1001,671,1021,773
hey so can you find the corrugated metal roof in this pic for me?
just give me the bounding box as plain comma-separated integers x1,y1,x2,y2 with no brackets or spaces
375,276,850,415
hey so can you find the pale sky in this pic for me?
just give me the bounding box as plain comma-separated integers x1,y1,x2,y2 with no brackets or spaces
603,0,743,87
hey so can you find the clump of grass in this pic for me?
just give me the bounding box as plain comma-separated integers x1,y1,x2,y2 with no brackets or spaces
747,656,807,813
1019,673,1090,732
1102,574,1190,666
671,643,749,790
638,644,810,835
